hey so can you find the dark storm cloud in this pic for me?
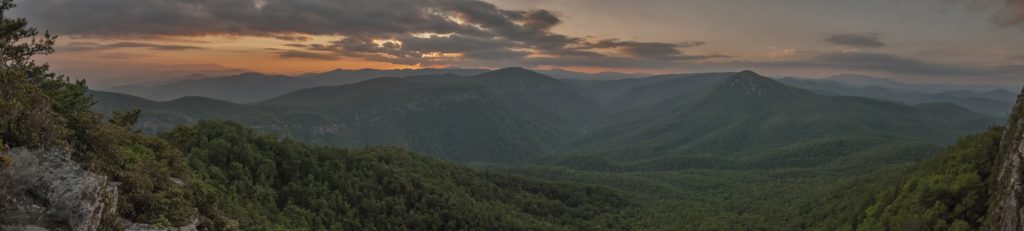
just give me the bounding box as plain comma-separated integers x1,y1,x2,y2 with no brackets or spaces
759,52,1024,77
578,39,715,60
519,10,561,31
12,0,722,68
59,42,205,52
824,33,885,48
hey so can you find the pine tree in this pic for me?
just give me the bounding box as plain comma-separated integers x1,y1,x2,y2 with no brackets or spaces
0,0,94,149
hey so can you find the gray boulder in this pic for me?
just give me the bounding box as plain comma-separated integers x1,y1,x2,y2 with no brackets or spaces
0,148,118,231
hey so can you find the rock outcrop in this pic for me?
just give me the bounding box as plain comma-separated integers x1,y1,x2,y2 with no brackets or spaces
1,148,204,231
0,148,118,231
990,86,1024,230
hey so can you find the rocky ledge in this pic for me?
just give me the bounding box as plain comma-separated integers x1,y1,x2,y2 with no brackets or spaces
0,148,199,231
0,148,117,231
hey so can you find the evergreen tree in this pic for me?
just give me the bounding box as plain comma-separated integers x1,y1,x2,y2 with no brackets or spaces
0,0,93,149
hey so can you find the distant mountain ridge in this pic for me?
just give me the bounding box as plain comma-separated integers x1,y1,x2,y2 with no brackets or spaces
95,68,603,162
826,73,1017,93
93,68,999,165
780,76,1017,116
105,68,646,103
107,69,489,103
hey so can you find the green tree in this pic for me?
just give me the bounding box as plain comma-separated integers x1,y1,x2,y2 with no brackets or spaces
0,0,93,149
1,1,200,227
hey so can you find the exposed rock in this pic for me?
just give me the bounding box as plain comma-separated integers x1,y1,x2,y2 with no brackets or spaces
168,178,185,187
990,85,1024,230
0,148,117,231
0,225,52,231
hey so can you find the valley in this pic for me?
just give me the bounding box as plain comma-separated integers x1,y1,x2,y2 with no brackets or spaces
4,1,1024,229
89,68,1010,230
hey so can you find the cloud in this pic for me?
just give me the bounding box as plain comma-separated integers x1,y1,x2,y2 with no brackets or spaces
947,0,1024,28
577,39,717,60
59,42,205,52
992,0,1024,27
12,0,722,68
756,51,1024,77
278,50,339,61
824,33,885,48
272,34,313,42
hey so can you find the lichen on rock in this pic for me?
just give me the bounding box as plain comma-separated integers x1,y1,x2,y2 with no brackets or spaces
0,148,118,231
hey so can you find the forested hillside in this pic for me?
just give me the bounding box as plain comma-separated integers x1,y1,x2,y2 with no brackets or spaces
160,121,639,230
791,127,1003,230
93,70,1000,165
566,71,995,164
84,66,1014,230
95,68,603,163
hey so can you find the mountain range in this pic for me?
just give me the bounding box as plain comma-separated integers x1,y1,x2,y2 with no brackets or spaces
566,71,993,165
105,68,647,103
92,68,1000,165
76,67,1024,229
103,68,1018,119
94,68,603,162
780,76,1017,116
823,74,1017,93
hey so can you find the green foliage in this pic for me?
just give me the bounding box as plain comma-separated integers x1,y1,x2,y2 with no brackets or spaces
791,127,1005,230
1,0,56,69
77,122,197,226
500,127,1004,231
109,109,141,129
89,69,1005,230
1,1,196,227
568,72,994,162
858,127,1002,230
160,121,639,230
0,0,94,149
0,69,71,148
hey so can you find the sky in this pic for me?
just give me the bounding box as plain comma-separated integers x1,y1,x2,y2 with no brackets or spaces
9,0,1024,87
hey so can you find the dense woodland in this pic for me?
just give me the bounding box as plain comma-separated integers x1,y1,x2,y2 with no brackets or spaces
161,121,638,230
2,1,1023,230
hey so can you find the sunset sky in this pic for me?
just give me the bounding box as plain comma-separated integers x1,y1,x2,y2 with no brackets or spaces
10,0,1024,88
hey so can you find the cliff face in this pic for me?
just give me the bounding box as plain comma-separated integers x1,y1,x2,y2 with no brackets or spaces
0,148,118,231
990,86,1024,230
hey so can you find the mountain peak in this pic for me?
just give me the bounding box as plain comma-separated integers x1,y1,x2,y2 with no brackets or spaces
233,72,291,79
736,70,759,76
470,67,564,89
475,67,554,80
486,67,537,75
237,72,269,77
721,71,784,96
